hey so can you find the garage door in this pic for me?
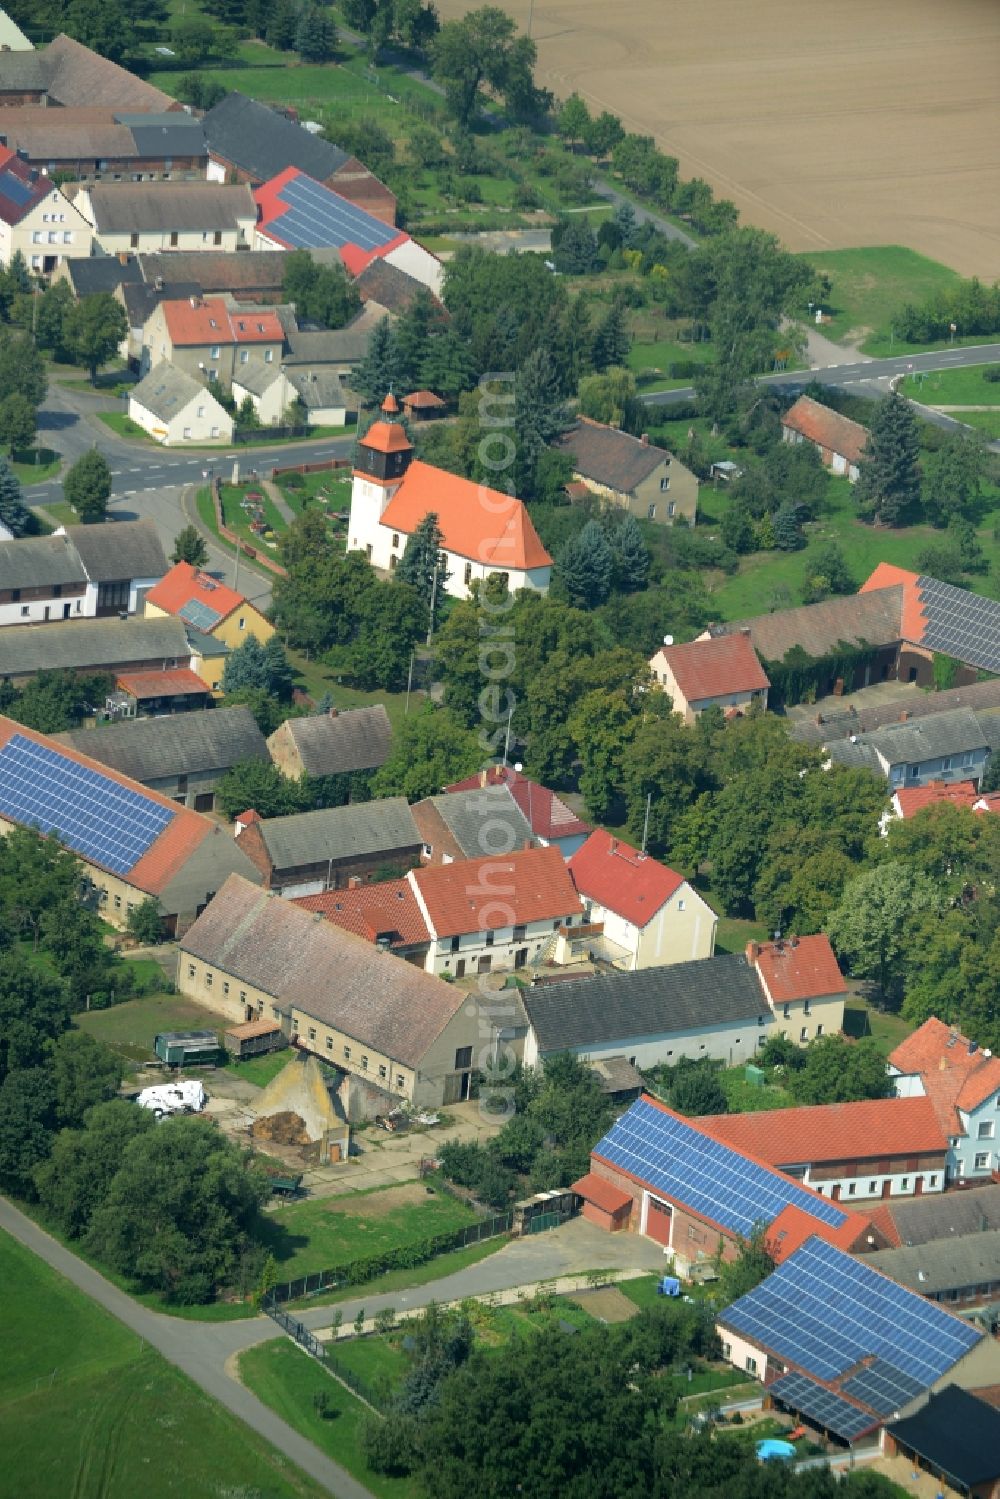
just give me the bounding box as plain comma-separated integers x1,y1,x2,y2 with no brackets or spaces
646,1196,672,1246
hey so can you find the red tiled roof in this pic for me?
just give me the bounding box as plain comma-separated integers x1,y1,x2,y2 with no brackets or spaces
889,1016,1000,1121
0,715,210,895
145,560,247,627
0,143,54,225
651,632,770,704
237,808,261,825
569,828,686,928
781,394,870,466
860,562,927,644
357,417,413,457
378,460,552,571
699,1097,948,1168
295,878,428,948
570,1171,633,1216
161,296,283,347
893,781,979,818
116,668,211,700
765,1203,872,1262
403,390,445,408
853,1202,902,1249
445,766,590,842
411,845,581,939
751,934,847,1003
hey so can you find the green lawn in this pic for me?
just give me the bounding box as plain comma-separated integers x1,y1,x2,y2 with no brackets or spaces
0,1230,326,1499
224,1047,292,1088
239,1340,413,1499
843,998,914,1056
628,337,715,391
902,363,1000,407
12,446,60,484
284,1235,508,1310
276,470,353,518
949,409,1000,439
219,480,288,547
97,411,150,441
259,1183,480,1279
713,913,767,956
800,246,963,350
75,990,230,1064
287,645,419,732
36,499,78,528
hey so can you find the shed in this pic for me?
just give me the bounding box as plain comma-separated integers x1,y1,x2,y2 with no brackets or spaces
222,1018,287,1059
154,1029,221,1067
402,389,445,420
885,1384,1000,1494
571,1171,634,1232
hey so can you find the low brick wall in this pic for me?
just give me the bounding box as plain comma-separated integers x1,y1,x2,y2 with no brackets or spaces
211,477,287,578
271,458,351,480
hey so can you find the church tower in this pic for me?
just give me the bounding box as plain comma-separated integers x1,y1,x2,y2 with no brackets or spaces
348,393,414,561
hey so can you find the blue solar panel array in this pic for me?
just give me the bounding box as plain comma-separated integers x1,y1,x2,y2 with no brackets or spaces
0,733,176,875
841,1359,925,1417
270,173,398,252
0,170,33,208
723,1237,981,1388
594,1097,848,1238
916,574,1000,675
768,1371,875,1442
179,598,221,632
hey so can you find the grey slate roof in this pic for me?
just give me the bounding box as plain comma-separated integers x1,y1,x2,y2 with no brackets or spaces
62,256,143,298
522,953,771,1054
878,1183,1000,1249
81,181,255,233
827,707,988,771
275,706,392,777
283,308,382,367
824,739,883,774
40,33,178,112
55,706,267,782
180,873,464,1067
886,1387,1000,1491
231,362,284,398
867,1228,1000,1296
286,367,355,410
0,534,85,592
791,677,1000,746
590,1055,646,1094
121,279,201,330
201,92,349,183
354,258,438,315
63,519,167,584
138,250,293,295
554,418,670,494
0,51,46,91
114,111,205,159
0,615,189,678
710,587,904,663
258,797,420,871
130,362,219,422
425,786,534,860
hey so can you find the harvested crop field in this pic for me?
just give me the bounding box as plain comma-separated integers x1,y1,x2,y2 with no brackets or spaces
437,0,1000,275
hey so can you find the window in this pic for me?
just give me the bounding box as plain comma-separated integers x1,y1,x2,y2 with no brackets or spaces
908,764,920,778
326,1037,333,1050
745,1356,758,1375
782,1003,790,1020
803,1000,811,1016
422,844,433,857
450,935,460,953
238,616,246,630
307,1027,316,1041
513,924,526,941
646,503,656,520
378,1064,387,1079
197,406,205,418
391,533,399,549
114,894,122,910
183,426,192,439
816,1024,824,1037
941,756,953,771
396,1074,404,1088
677,899,685,912
130,233,139,248
210,345,220,359
464,562,473,586
484,930,494,947
869,1181,877,1193
63,231,72,244
214,230,223,245
271,1006,280,1019
239,349,249,364
205,971,213,987
553,920,561,931
31,230,41,244
660,476,670,490
240,991,246,1003
169,232,179,247
929,1175,937,1187
900,1178,909,1189
20,605,27,617
847,1183,856,1195
187,964,196,979
344,1045,351,1059
211,426,220,438
223,982,230,996
978,1120,994,1139
455,1046,473,1069
264,349,273,362
975,1152,990,1170
361,1055,368,1071
800,1026,808,1041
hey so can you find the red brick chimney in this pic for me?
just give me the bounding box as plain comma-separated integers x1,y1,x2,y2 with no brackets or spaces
746,941,759,964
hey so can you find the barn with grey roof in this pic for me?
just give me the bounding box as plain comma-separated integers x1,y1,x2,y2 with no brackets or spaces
235,798,421,895
267,705,392,781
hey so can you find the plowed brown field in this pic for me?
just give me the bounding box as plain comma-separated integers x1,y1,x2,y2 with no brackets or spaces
436,0,1000,275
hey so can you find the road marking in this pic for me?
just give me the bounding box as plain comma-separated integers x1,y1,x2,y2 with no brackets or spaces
122,489,136,496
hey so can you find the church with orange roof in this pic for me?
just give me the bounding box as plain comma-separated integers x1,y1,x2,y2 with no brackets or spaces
348,395,552,599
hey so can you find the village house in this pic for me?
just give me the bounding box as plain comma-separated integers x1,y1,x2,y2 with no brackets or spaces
411,786,536,865
825,706,990,790
553,417,699,526
781,393,870,482
178,873,487,1108
648,631,770,723
0,144,92,273
866,1230,1000,1309
140,296,284,388
129,363,234,446
854,1181,1000,1255
0,108,206,183
230,364,356,430
444,766,591,860
70,181,256,258
568,828,717,971
234,799,422,896
878,777,1000,834
106,668,213,718
0,715,260,936
889,1017,1000,1183
699,1097,948,1203
299,845,583,978
267,705,392,787
349,396,552,600
0,32,180,112
521,952,774,1071
137,251,295,304
746,934,848,1045
201,92,397,225
56,706,267,812
59,520,167,618
143,562,273,687
0,522,167,627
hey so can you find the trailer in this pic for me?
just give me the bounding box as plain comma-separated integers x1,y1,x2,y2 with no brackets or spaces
137,1080,206,1118
154,1030,223,1068
222,1019,287,1061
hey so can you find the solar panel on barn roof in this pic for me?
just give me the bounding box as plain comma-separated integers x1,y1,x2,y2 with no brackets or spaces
768,1372,874,1442
270,174,398,252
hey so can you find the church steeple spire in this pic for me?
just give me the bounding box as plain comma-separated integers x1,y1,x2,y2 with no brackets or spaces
354,392,412,484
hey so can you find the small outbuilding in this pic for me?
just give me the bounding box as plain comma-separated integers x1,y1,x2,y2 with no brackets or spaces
401,389,446,420
129,362,233,446
781,394,869,483
884,1384,1000,1497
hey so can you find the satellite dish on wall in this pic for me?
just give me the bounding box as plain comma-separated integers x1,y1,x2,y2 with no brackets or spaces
663,635,674,646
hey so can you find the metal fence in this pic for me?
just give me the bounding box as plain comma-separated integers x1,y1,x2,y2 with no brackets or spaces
263,1298,385,1409
267,1211,515,1306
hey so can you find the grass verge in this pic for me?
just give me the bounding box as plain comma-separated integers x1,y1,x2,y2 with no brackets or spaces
798,246,962,350
902,364,1000,407
0,1230,326,1496
75,990,230,1065
97,411,150,441
282,1234,508,1310
223,1048,292,1088
12,446,60,484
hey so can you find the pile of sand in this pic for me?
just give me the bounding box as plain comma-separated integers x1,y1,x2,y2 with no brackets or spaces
252,1111,310,1147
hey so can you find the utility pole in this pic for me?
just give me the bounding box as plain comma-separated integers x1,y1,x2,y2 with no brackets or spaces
425,557,440,648
640,792,652,855
502,702,513,765
404,650,415,715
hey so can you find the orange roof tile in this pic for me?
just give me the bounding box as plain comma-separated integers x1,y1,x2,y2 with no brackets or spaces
781,394,870,466
116,668,211,699
571,1171,633,1216
889,1016,1000,1121
378,460,552,571
699,1097,948,1168
358,417,413,457
569,828,686,928
412,845,581,938
766,1203,872,1262
145,560,248,629
894,781,979,818
0,714,210,895
445,766,590,842
853,1202,903,1249
652,632,770,704
161,296,282,347
751,934,847,1003
295,878,428,948
860,562,927,644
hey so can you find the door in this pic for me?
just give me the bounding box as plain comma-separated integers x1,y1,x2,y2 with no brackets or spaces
831,1184,841,1201
454,958,466,978
913,1176,924,1197
477,954,492,975
646,1196,672,1246
881,1179,892,1199
62,603,71,619
194,793,214,813
514,947,528,968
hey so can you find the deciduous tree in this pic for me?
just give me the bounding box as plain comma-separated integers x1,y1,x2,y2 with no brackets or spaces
171,525,209,568
64,449,111,523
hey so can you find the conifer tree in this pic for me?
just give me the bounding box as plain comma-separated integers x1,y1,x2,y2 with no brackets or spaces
556,520,613,608
612,513,649,591
0,455,29,536
856,390,921,527
396,512,448,627
352,317,404,407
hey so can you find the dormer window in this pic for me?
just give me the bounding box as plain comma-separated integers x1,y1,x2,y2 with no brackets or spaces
209,318,217,328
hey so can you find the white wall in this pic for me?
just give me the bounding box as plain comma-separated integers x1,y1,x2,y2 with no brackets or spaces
0,593,85,627
423,913,573,976
717,1327,769,1382
805,1166,945,1201
527,1013,771,1072
383,240,443,295
129,394,232,446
